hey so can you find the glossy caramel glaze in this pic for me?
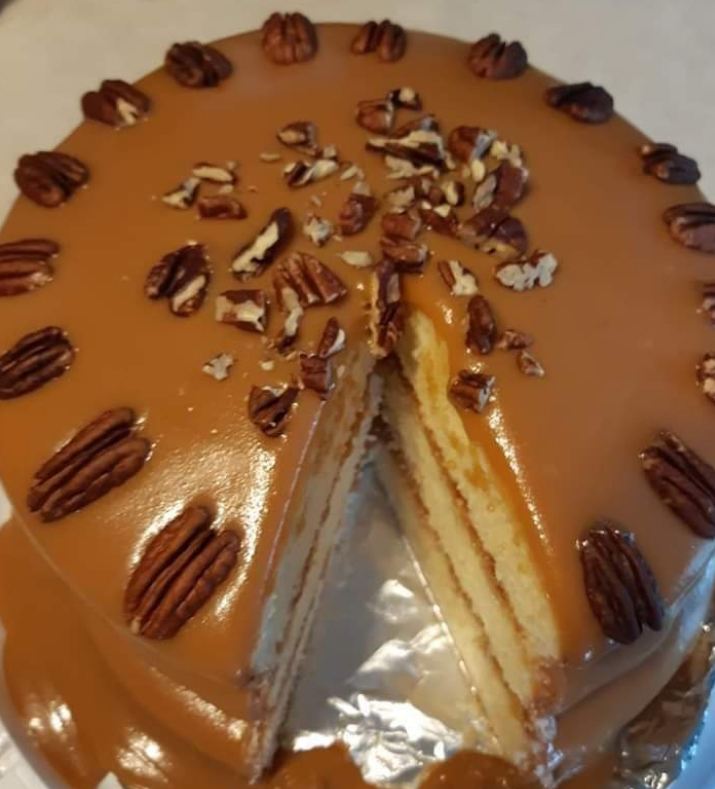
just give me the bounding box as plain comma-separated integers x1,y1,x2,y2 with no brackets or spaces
0,21,713,783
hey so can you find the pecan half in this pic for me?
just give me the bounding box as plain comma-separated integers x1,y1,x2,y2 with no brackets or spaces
299,354,333,399
517,349,545,378
467,295,497,355
274,252,347,307
15,151,89,208
338,188,378,236
0,327,74,400
356,98,395,134
697,353,715,404
701,282,715,325
249,385,299,436
165,42,232,88
82,79,151,127
197,194,246,220
472,162,528,211
351,20,406,62
125,506,240,639
641,431,715,538
284,158,339,188
381,209,422,241
262,12,317,65
545,82,614,124
369,260,403,358
460,208,528,259
449,370,495,413
447,126,496,164
639,143,700,185
317,317,346,358
215,290,268,333
231,208,293,278
663,203,715,254
145,244,211,317
468,34,527,80
494,250,558,291
380,237,429,273
438,259,479,297
0,238,58,297
27,408,151,522
161,177,200,210
579,522,664,645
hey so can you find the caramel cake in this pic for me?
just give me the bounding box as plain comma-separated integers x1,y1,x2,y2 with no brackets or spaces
1,13,715,787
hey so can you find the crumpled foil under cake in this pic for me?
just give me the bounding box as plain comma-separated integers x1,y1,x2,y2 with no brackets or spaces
284,466,715,788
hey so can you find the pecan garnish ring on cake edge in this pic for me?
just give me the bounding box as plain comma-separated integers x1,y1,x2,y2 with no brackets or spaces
468,33,527,80
124,505,241,640
545,82,614,124
165,42,232,88
639,143,700,185
663,203,715,255
0,238,58,297
579,522,664,645
351,20,407,62
262,13,318,65
27,408,151,522
0,327,74,400
14,152,89,208
81,79,151,127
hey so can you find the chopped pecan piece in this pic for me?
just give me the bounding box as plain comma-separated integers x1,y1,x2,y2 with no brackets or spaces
391,114,440,138
0,238,58,297
249,385,299,436
697,353,715,404
381,209,422,241
337,250,374,268
81,79,151,127
663,203,715,254
197,194,246,219
317,317,346,358
356,98,395,134
369,260,403,358
162,177,200,210
262,12,317,65
386,183,417,210
273,279,304,352
15,151,89,208
165,42,232,87
202,353,234,381
276,121,319,156
232,208,293,278
367,127,448,170
338,187,378,236
303,214,334,247
640,431,715,539
443,180,466,207
300,354,333,398
472,162,528,211
419,202,458,236
449,369,495,413
284,158,339,188
447,126,496,164
0,327,74,400
274,252,347,307
494,250,558,291
388,87,422,110
496,328,533,351
215,290,268,333
351,20,406,62
467,295,498,355
191,162,236,184
27,408,151,522
125,506,240,639
145,244,211,317
701,282,715,325
579,522,664,645
517,349,545,378
468,33,527,79
380,236,429,273
545,82,614,123
438,259,479,297
639,143,700,185
460,208,528,259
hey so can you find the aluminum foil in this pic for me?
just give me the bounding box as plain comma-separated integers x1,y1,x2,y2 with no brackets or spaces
283,466,715,788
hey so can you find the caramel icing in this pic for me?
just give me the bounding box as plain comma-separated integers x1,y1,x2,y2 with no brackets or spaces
0,21,713,783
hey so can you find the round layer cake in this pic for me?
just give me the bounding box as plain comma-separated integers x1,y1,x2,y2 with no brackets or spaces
0,13,714,788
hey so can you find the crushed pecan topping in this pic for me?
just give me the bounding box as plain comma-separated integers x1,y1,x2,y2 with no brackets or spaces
494,250,558,290
197,194,246,220
381,209,422,241
125,506,240,639
27,408,151,522
449,369,495,413
81,79,151,127
389,86,422,110
517,349,545,377
663,203,715,254
447,126,496,164
438,259,479,297
545,82,614,124
367,126,448,170
338,185,378,235
337,250,374,268
0,327,74,400
419,202,458,236
460,207,528,259
380,237,429,273
701,282,715,325
579,523,664,645
273,280,304,352
639,143,700,185
284,158,339,188
369,260,404,358
299,354,333,398
276,121,320,156
468,33,527,80
262,12,317,65
467,295,498,355
641,430,715,538
145,244,211,317
165,42,232,88
472,162,528,211
202,353,234,381
317,317,346,358
496,328,533,351
386,183,417,209
162,177,200,210
15,151,89,208
697,353,715,404
391,114,440,138
0,238,58,297
351,20,406,62
303,214,334,247
191,162,236,184
274,252,347,307
215,290,268,333
443,180,466,207
231,208,293,278
248,385,299,436
356,98,395,135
